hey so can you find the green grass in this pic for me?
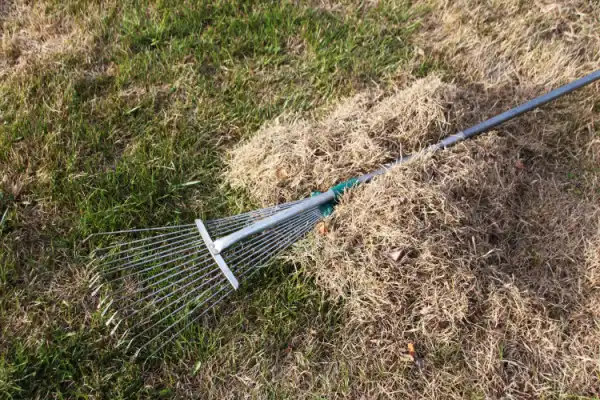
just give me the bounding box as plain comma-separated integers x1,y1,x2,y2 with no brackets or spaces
0,0,420,397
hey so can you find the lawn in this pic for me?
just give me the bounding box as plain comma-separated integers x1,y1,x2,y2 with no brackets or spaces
0,1,422,398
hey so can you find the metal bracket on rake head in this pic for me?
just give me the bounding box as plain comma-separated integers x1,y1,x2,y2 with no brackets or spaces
194,219,240,290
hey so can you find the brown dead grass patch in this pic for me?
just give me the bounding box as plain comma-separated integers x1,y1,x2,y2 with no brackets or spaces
0,0,109,78
227,75,465,205
417,0,600,86
226,61,600,397
290,142,599,396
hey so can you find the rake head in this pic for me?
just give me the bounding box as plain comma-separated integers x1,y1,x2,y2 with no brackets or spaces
89,199,324,357
87,69,600,357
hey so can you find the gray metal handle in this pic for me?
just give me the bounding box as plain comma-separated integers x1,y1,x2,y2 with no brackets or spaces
214,70,600,251
357,69,600,183
212,190,335,253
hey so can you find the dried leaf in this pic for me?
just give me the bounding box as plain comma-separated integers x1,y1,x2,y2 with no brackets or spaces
275,166,289,180
316,221,329,235
408,343,425,369
389,250,403,261
388,248,406,261
515,159,525,169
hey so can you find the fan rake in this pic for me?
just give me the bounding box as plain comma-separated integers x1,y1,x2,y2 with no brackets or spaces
88,70,600,357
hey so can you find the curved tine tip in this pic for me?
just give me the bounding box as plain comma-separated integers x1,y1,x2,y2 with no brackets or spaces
134,347,142,359
97,295,108,309
82,233,96,244
89,275,101,289
91,283,104,297
100,299,114,316
86,258,99,269
118,329,131,343
110,319,123,336
126,337,137,352
106,311,118,326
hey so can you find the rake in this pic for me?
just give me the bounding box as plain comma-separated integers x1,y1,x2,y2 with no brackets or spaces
89,70,600,357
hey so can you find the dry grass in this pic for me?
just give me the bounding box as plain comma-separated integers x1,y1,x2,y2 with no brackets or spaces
1,1,424,397
292,142,599,396
227,75,465,205
0,0,107,78
418,0,600,86
225,1,600,395
2,0,600,397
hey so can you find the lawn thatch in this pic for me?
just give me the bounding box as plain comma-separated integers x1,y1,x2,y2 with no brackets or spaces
225,1,600,395
3,0,600,397
227,75,464,206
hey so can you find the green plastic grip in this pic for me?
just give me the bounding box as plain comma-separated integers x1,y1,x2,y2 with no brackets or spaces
311,178,360,217
330,177,360,199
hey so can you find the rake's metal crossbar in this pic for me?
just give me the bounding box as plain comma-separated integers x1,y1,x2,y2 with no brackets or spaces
89,70,600,356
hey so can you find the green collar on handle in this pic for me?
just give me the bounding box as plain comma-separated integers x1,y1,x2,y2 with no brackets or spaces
311,178,360,217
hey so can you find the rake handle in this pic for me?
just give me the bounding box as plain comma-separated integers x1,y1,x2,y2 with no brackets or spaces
357,69,600,183
214,70,600,252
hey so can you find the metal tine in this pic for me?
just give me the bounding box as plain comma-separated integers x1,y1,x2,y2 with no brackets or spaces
229,210,321,275
95,207,320,354
99,253,206,308
205,217,255,234
93,227,197,253
207,206,302,233
103,237,204,274
113,254,214,300
222,207,319,255
98,220,300,314
120,268,221,325
116,259,219,307
123,269,225,332
206,213,266,232
223,209,320,266
114,216,304,312
137,280,234,358
102,252,214,308
126,271,227,350
94,224,196,236
207,199,304,226
100,244,205,287
204,218,308,268
103,208,322,352
115,214,314,326
227,208,320,259
204,220,253,238
207,219,257,236
96,230,199,265
204,203,312,239
146,284,234,357
94,236,198,274
229,210,321,273
142,217,318,358
205,200,305,233
213,217,315,276
208,207,315,239
140,211,321,356
99,237,203,275
141,244,316,358
99,239,204,279
101,249,210,296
